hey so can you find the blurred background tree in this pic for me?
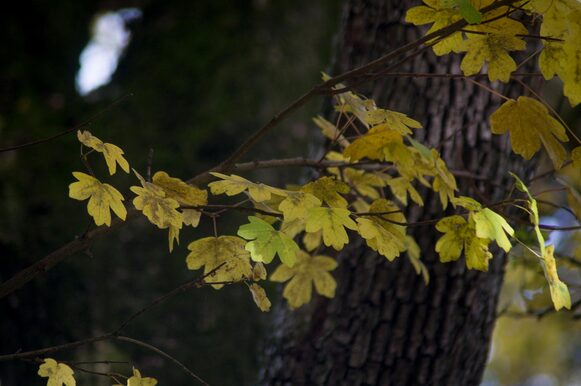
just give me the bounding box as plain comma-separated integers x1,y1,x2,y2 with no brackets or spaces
0,1,579,385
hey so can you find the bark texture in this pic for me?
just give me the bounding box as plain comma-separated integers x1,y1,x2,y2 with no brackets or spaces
259,1,533,385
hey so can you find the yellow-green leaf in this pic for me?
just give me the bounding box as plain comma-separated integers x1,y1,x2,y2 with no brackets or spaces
237,216,300,267
38,358,76,386
490,96,569,169
130,182,183,230
471,208,514,252
302,176,350,208
186,236,252,289
460,18,527,82
209,172,287,202
77,130,129,175
305,207,357,250
69,172,126,226
278,191,321,221
365,109,422,135
270,250,338,309
343,126,404,162
356,199,407,261
152,171,207,207
435,215,493,271
127,368,157,386
541,245,572,310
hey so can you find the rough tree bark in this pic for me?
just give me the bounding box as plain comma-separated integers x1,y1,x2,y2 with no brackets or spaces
259,1,533,385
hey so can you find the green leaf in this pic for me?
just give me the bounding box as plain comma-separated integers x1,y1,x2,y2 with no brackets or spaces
455,0,482,24
238,216,300,266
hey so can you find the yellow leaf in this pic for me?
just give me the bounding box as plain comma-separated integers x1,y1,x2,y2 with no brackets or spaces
305,207,357,250
541,245,572,310
313,115,350,148
405,236,430,284
385,176,424,206
435,215,493,271
248,283,271,312
168,225,180,253
182,209,202,227
152,171,207,206
127,368,157,386
77,130,129,175
186,236,252,289
471,208,514,252
278,191,321,221
270,250,338,309
237,216,300,266
344,169,386,199
209,172,287,202
356,199,407,261
365,109,422,135
69,172,126,226
38,358,76,386
490,96,569,169
130,182,183,230
303,230,322,251
343,126,404,161
460,18,527,82
431,150,458,209
405,0,464,56
302,176,350,208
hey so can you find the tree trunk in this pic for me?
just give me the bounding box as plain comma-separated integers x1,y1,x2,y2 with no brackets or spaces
259,1,532,385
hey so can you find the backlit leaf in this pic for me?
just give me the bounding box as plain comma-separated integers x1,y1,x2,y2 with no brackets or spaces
248,283,271,312
38,358,76,386
77,130,129,175
186,236,252,289
490,96,569,169
69,172,126,226
237,216,300,266
209,172,287,202
270,250,337,309
305,207,357,250
302,176,350,208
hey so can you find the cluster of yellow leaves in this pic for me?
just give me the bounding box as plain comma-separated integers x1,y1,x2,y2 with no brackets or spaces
271,250,338,309
209,172,286,202
38,358,75,386
435,197,514,271
406,0,528,82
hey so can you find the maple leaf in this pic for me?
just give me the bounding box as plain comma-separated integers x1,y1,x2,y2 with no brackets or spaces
270,250,338,309
435,215,493,271
510,172,545,256
365,109,422,135
130,179,183,230
302,176,350,208
541,245,572,310
343,125,404,161
251,262,267,281
303,230,322,251
405,0,465,56
344,168,386,199
535,0,581,106
237,216,300,267
124,368,157,386
69,172,126,226
38,358,76,386
77,130,129,175
313,115,350,148
385,176,424,206
405,235,430,284
152,171,207,207
305,207,358,250
209,172,287,202
356,199,407,261
431,149,458,209
278,191,321,221
460,17,527,82
471,208,514,252
490,96,569,169
186,236,252,289
248,283,271,312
